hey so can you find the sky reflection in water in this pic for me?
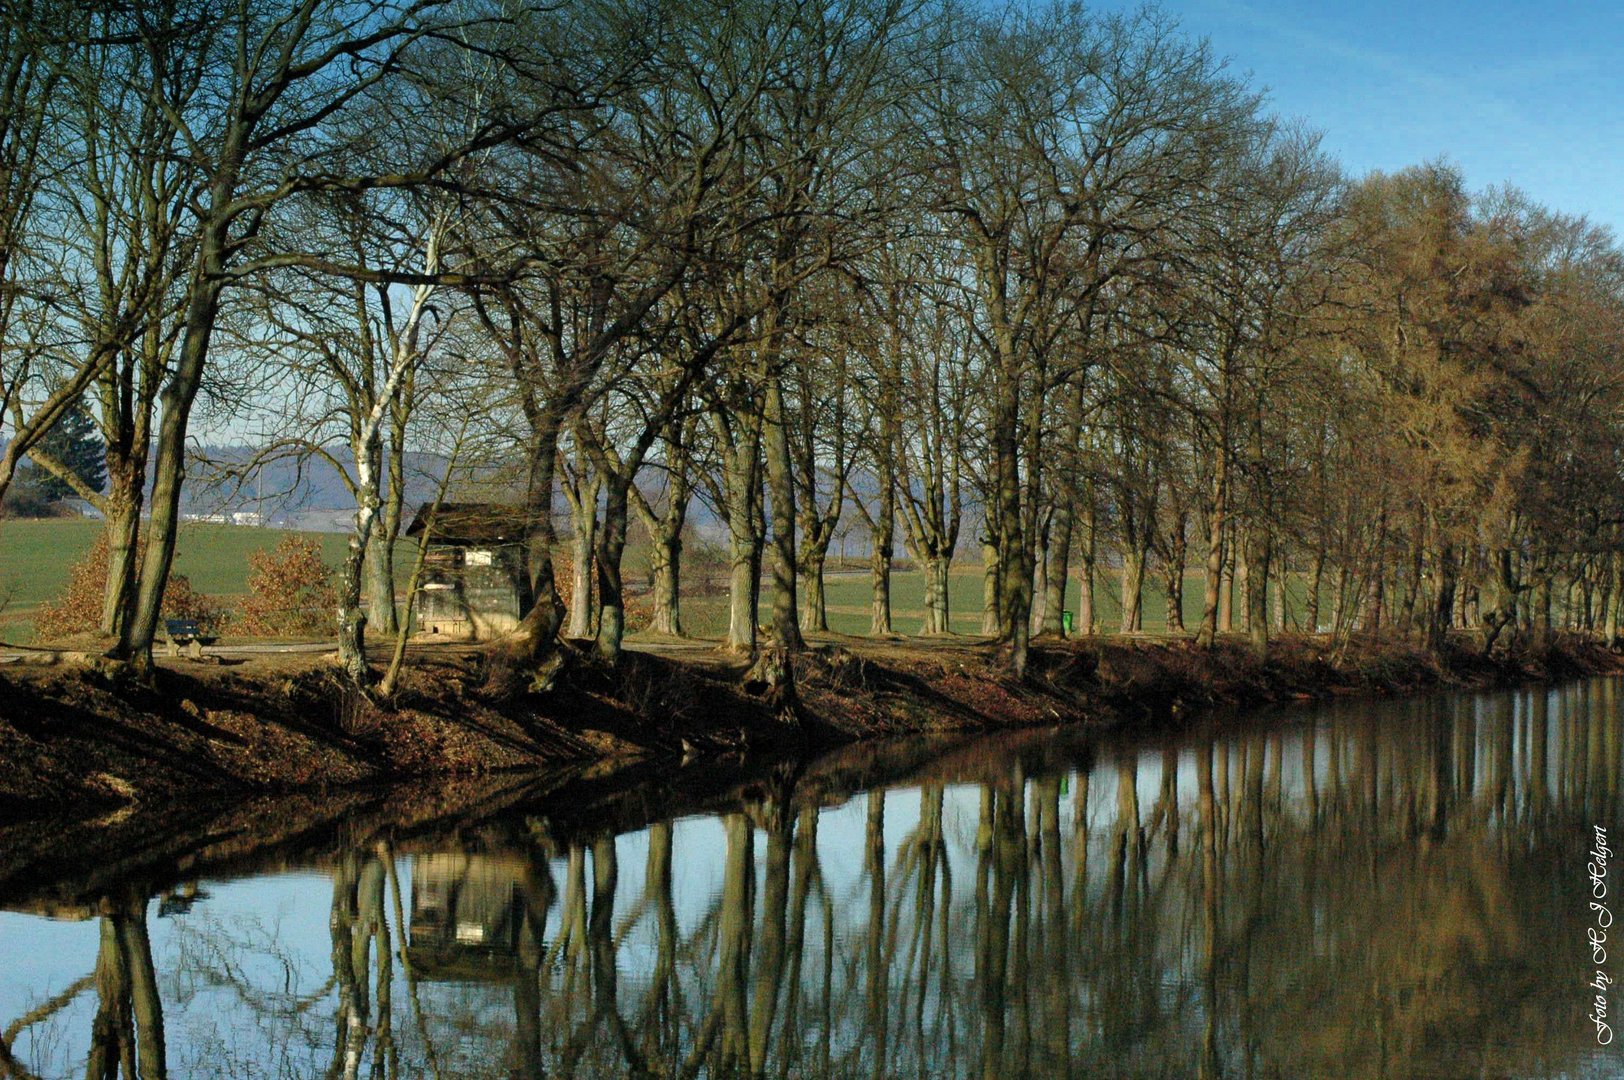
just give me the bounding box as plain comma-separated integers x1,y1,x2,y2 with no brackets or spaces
4,680,1624,1078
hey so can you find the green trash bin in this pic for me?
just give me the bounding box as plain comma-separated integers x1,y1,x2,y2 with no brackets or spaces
1062,609,1074,634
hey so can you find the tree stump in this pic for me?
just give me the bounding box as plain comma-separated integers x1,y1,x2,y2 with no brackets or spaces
743,646,798,715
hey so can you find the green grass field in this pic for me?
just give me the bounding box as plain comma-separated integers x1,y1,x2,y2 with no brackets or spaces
2,516,1325,645
663,564,1325,639
0,519,354,643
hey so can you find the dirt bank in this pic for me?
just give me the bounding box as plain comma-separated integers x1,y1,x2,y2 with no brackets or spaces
0,632,1618,819
0,723,1101,910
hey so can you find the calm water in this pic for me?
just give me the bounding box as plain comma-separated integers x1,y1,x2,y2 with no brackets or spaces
4,680,1624,1079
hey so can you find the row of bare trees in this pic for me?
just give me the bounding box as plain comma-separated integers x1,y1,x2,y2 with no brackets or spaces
4,0,1624,685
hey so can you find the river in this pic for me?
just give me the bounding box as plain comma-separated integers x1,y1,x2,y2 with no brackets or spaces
2,678,1621,1078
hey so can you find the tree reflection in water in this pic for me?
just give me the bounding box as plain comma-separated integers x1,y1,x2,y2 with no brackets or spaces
2,681,1620,1078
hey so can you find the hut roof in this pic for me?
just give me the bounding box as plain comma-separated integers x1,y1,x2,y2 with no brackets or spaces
404,502,529,545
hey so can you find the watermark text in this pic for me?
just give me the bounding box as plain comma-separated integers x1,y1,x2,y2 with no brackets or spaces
1590,824,1613,1045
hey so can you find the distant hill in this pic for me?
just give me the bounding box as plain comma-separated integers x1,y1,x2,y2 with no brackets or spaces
9,440,986,556
184,446,459,528
183,445,744,539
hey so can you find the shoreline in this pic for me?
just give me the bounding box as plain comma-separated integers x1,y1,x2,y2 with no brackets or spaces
1,631,1619,822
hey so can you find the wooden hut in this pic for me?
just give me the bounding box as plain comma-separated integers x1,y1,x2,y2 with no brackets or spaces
404,502,529,640
407,852,532,981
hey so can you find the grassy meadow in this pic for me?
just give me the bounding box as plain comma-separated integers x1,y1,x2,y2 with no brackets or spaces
0,519,353,643
655,562,1324,640
1,516,1326,645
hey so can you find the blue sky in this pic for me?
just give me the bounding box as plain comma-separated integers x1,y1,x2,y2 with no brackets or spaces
1099,1,1624,234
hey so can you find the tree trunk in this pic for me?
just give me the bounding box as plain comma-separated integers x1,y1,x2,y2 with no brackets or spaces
1533,572,1552,646
649,530,683,637
1272,564,1287,633
1331,564,1349,634
869,415,896,637
1582,563,1598,632
337,434,385,683
1245,531,1271,659
1428,544,1457,652
982,536,1003,636
337,526,372,681
749,488,766,643
800,547,828,633
869,512,893,637
724,433,761,653
499,414,567,675
1162,560,1185,633
1043,378,1086,638
122,269,227,673
763,378,802,650
995,419,1031,676
1197,449,1228,646
100,463,143,637
365,538,397,639
568,518,596,638
1231,533,1248,633
87,916,132,1078
1305,546,1326,634
372,417,411,639
922,553,952,635
747,800,794,1075
1042,497,1072,636
630,423,692,640
1366,570,1386,633
119,898,167,1079
1162,522,1187,634
566,471,600,638
596,480,630,663
366,443,404,638
1077,487,1096,635
1606,549,1621,643
1030,523,1049,633
1120,546,1146,633
1399,541,1423,635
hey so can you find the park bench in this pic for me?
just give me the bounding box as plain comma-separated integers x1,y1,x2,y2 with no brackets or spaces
163,618,215,658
